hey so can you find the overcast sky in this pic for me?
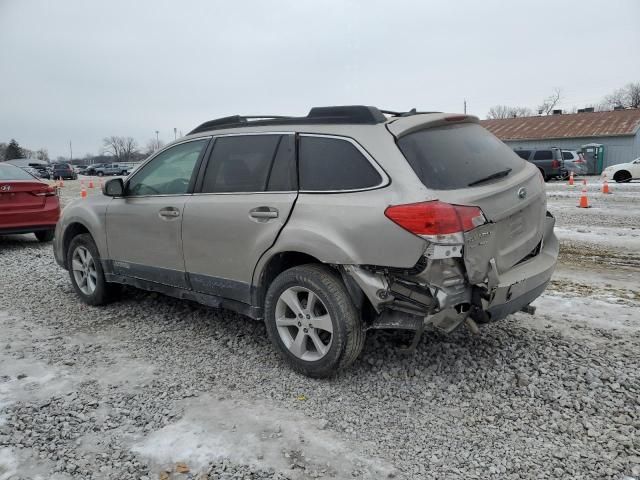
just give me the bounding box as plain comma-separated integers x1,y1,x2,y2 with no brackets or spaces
1,0,639,158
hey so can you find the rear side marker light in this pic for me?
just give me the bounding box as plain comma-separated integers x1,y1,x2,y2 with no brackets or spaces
384,200,486,244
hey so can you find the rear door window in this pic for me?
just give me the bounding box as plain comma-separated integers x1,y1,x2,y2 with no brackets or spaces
533,150,553,160
515,150,531,160
397,123,526,190
299,136,382,191
200,135,286,193
267,135,297,191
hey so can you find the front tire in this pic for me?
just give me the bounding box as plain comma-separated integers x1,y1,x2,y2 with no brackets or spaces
67,234,116,306
264,264,365,378
34,230,55,242
97,171,104,177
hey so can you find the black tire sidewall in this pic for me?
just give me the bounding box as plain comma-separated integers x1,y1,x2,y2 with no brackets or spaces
35,230,55,242
614,171,631,183
66,234,110,306
264,265,359,377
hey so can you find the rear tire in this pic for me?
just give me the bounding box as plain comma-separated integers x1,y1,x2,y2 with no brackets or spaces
34,230,54,242
97,171,104,177
67,233,117,306
614,170,632,183
264,264,365,378
538,168,549,182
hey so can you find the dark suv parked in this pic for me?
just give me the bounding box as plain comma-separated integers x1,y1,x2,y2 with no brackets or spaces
513,148,566,181
52,163,78,180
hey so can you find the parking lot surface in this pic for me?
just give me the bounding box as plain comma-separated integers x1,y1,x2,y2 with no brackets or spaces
1,177,639,479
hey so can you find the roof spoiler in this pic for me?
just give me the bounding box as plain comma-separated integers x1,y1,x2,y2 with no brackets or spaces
386,113,479,138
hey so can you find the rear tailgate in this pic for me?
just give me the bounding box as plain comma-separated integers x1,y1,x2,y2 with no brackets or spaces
390,115,547,279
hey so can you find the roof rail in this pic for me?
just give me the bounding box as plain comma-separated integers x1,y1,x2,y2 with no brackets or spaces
188,105,388,135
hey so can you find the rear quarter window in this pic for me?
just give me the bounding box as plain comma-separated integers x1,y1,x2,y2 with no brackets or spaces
299,136,382,191
397,123,526,190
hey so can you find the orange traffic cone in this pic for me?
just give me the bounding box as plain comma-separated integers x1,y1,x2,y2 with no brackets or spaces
602,173,611,194
578,187,590,208
80,186,87,199
88,179,94,189
568,171,574,186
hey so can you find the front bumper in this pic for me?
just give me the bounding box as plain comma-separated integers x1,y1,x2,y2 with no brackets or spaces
486,214,558,321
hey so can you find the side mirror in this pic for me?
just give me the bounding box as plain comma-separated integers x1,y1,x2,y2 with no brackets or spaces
103,178,124,197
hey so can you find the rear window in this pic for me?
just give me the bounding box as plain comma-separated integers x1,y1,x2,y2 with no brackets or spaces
515,150,531,160
397,123,526,190
0,164,36,180
562,151,574,160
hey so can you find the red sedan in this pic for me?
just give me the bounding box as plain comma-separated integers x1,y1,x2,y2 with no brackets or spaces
0,163,60,242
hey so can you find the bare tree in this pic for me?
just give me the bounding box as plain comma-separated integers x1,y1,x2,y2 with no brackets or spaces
603,82,640,109
36,148,49,162
103,136,139,162
145,138,165,155
537,88,562,115
486,105,533,119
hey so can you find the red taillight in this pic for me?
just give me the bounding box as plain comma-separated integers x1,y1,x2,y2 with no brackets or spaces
384,201,485,242
551,160,560,168
34,186,58,197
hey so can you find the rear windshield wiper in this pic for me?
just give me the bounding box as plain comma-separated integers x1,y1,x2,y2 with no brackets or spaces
468,168,512,187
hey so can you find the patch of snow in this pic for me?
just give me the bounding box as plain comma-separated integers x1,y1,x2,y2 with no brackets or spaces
555,226,640,252
527,293,640,332
132,395,395,479
0,448,18,480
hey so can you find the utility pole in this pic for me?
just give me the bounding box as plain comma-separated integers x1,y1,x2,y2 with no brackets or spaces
69,140,73,162
155,130,159,149
463,99,467,114
173,128,177,140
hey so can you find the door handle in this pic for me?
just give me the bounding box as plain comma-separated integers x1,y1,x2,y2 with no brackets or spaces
249,207,279,219
159,207,180,218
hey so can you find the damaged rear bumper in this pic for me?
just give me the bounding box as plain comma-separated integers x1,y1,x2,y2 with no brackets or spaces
343,212,558,334
485,213,558,321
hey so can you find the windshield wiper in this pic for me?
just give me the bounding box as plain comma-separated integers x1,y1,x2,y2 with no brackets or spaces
468,168,512,187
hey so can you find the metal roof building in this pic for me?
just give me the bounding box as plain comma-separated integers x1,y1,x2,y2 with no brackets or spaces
480,109,640,168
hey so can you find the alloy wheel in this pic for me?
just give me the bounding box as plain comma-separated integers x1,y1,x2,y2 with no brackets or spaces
71,246,97,295
275,286,333,361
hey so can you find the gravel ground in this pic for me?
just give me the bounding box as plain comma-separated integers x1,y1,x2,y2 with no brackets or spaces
0,177,639,479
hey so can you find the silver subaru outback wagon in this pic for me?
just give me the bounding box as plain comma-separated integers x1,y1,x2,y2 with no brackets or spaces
53,106,558,377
